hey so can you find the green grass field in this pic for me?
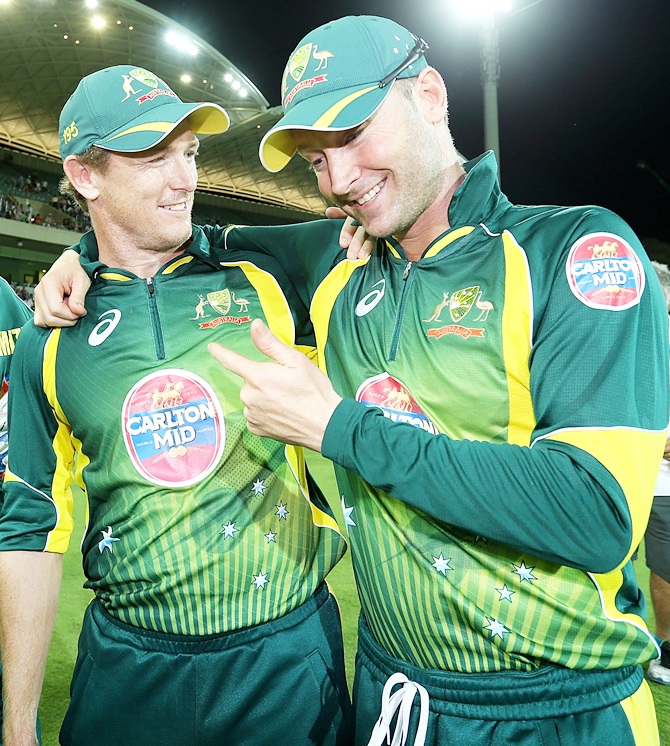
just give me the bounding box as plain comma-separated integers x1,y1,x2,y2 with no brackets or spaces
39,454,669,744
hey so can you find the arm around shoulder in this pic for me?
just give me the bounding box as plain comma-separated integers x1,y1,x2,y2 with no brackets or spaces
33,249,90,328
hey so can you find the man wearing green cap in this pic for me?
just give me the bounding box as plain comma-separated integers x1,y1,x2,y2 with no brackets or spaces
203,14,668,746
0,65,352,745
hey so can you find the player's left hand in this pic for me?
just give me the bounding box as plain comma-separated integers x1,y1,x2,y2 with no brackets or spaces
208,319,342,452
325,207,377,261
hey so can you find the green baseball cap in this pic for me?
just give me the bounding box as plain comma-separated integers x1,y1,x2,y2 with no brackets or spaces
259,15,429,173
59,65,230,160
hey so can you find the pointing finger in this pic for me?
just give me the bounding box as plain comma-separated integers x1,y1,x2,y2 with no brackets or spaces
208,342,255,380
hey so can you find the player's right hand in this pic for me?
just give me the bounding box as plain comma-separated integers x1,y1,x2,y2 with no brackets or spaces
325,207,377,261
33,249,90,327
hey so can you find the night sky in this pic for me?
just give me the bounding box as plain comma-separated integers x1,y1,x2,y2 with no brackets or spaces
141,0,670,250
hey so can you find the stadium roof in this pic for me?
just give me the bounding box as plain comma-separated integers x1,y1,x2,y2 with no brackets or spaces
0,0,328,218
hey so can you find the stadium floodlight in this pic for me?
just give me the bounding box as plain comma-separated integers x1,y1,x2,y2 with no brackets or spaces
91,15,106,29
180,74,192,84
450,0,512,182
452,0,512,18
165,30,198,57
84,0,98,8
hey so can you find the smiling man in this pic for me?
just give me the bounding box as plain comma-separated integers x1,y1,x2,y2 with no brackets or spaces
0,66,351,746
207,14,669,746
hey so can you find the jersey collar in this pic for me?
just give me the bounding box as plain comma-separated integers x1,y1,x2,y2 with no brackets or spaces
77,225,222,282
447,151,510,229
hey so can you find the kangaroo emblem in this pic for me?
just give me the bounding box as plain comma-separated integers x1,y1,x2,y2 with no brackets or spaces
191,295,210,320
121,74,140,102
424,292,449,323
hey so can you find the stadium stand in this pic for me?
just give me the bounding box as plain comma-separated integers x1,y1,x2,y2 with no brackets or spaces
0,0,330,285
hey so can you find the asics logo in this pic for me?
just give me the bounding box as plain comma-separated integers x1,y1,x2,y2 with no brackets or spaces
88,309,122,347
355,280,386,317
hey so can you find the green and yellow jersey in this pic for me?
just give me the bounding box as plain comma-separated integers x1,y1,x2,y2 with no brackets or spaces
218,152,669,673
0,229,345,636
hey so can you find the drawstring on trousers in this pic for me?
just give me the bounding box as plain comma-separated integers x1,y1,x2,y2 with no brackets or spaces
366,672,430,746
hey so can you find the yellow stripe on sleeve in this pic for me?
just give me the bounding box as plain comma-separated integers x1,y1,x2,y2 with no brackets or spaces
41,330,76,553
545,426,665,565
284,445,341,533
501,231,536,445
222,261,295,346
310,257,369,375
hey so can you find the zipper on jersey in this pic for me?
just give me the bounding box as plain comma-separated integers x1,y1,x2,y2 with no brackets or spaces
389,261,414,360
146,277,166,360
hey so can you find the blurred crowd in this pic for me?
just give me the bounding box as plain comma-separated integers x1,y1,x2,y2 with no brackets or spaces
7,172,50,195
0,193,91,233
10,282,35,310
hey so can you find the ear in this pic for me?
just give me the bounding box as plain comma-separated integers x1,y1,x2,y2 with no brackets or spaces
62,155,100,201
414,67,448,124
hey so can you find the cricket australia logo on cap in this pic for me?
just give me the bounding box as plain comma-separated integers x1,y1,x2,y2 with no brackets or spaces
122,369,225,487
566,232,644,310
281,42,330,106
121,67,176,104
288,44,312,83
356,373,438,434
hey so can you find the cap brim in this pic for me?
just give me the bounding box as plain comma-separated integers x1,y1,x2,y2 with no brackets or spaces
260,82,391,173
100,102,229,153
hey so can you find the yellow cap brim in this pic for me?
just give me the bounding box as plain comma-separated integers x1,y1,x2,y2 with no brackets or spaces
260,129,298,173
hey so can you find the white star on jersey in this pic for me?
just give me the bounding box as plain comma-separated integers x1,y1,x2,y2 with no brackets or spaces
252,572,269,589
432,554,453,575
220,521,238,539
496,585,515,602
275,502,289,520
98,526,120,553
484,618,509,639
513,561,537,583
265,530,277,543
251,479,267,496
341,496,356,528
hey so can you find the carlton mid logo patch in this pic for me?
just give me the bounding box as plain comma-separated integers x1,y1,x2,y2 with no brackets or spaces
122,370,225,487
356,373,438,434
566,233,644,310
